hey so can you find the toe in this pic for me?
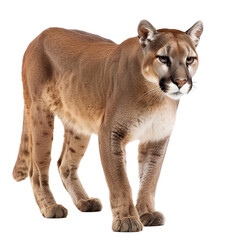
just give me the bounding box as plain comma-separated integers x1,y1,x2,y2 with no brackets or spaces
77,198,102,212
43,204,68,218
140,211,165,226
112,216,143,232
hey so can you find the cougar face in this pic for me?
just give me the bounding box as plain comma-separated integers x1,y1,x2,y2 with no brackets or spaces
138,21,202,100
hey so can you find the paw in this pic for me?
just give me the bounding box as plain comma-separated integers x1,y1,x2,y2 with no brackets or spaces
76,198,102,212
112,216,143,232
43,204,68,218
140,211,165,226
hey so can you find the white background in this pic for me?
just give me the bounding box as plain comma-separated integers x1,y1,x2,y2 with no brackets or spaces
0,0,240,239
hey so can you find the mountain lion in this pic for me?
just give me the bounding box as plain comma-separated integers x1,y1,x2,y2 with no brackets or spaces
13,20,203,232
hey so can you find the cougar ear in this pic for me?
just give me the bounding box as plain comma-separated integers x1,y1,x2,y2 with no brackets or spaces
186,21,203,47
138,20,158,47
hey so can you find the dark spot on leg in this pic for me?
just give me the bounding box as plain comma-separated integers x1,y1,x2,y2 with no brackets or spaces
23,149,29,155
69,148,76,153
17,171,25,177
39,161,45,165
63,169,70,178
81,145,85,148
57,158,62,168
48,121,53,128
75,136,81,140
43,132,49,136
24,135,29,142
113,151,123,157
39,121,43,125
36,142,40,145
69,130,73,135
33,176,40,187
54,100,61,106
71,177,78,181
41,180,48,187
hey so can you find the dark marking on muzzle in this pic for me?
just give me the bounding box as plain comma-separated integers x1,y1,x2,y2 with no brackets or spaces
159,77,170,92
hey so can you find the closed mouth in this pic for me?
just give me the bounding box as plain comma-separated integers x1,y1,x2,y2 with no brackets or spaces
170,91,183,96
167,91,184,99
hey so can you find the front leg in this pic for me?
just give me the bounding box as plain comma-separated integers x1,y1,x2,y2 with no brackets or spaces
98,124,143,232
136,137,169,226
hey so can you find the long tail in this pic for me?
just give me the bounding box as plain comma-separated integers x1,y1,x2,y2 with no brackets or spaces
13,109,30,181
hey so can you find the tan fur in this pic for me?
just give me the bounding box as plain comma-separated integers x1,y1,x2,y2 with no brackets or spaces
13,20,203,231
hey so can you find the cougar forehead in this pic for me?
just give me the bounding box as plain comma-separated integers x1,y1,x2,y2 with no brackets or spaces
153,30,197,63
156,39,197,59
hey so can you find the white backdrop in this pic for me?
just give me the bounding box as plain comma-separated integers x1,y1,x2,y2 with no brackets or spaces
1,0,240,239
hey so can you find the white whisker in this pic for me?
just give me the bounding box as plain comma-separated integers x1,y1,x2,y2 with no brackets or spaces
145,94,160,109
137,87,159,103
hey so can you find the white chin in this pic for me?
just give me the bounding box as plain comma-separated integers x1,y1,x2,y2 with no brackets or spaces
166,92,185,100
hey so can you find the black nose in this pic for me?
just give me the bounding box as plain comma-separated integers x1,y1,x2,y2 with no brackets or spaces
172,78,187,89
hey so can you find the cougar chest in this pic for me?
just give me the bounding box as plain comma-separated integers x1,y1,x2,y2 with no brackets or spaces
131,102,177,143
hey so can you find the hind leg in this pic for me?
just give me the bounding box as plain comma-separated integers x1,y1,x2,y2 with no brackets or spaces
58,129,102,212
29,104,67,218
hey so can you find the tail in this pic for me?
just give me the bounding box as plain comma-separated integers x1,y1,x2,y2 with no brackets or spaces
13,109,30,181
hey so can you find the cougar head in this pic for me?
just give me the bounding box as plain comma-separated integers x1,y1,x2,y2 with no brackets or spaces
138,20,203,100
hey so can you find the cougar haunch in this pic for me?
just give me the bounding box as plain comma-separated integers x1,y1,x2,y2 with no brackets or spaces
13,20,203,232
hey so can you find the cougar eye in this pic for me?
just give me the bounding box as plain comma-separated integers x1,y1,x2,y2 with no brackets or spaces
157,55,170,65
186,57,195,65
